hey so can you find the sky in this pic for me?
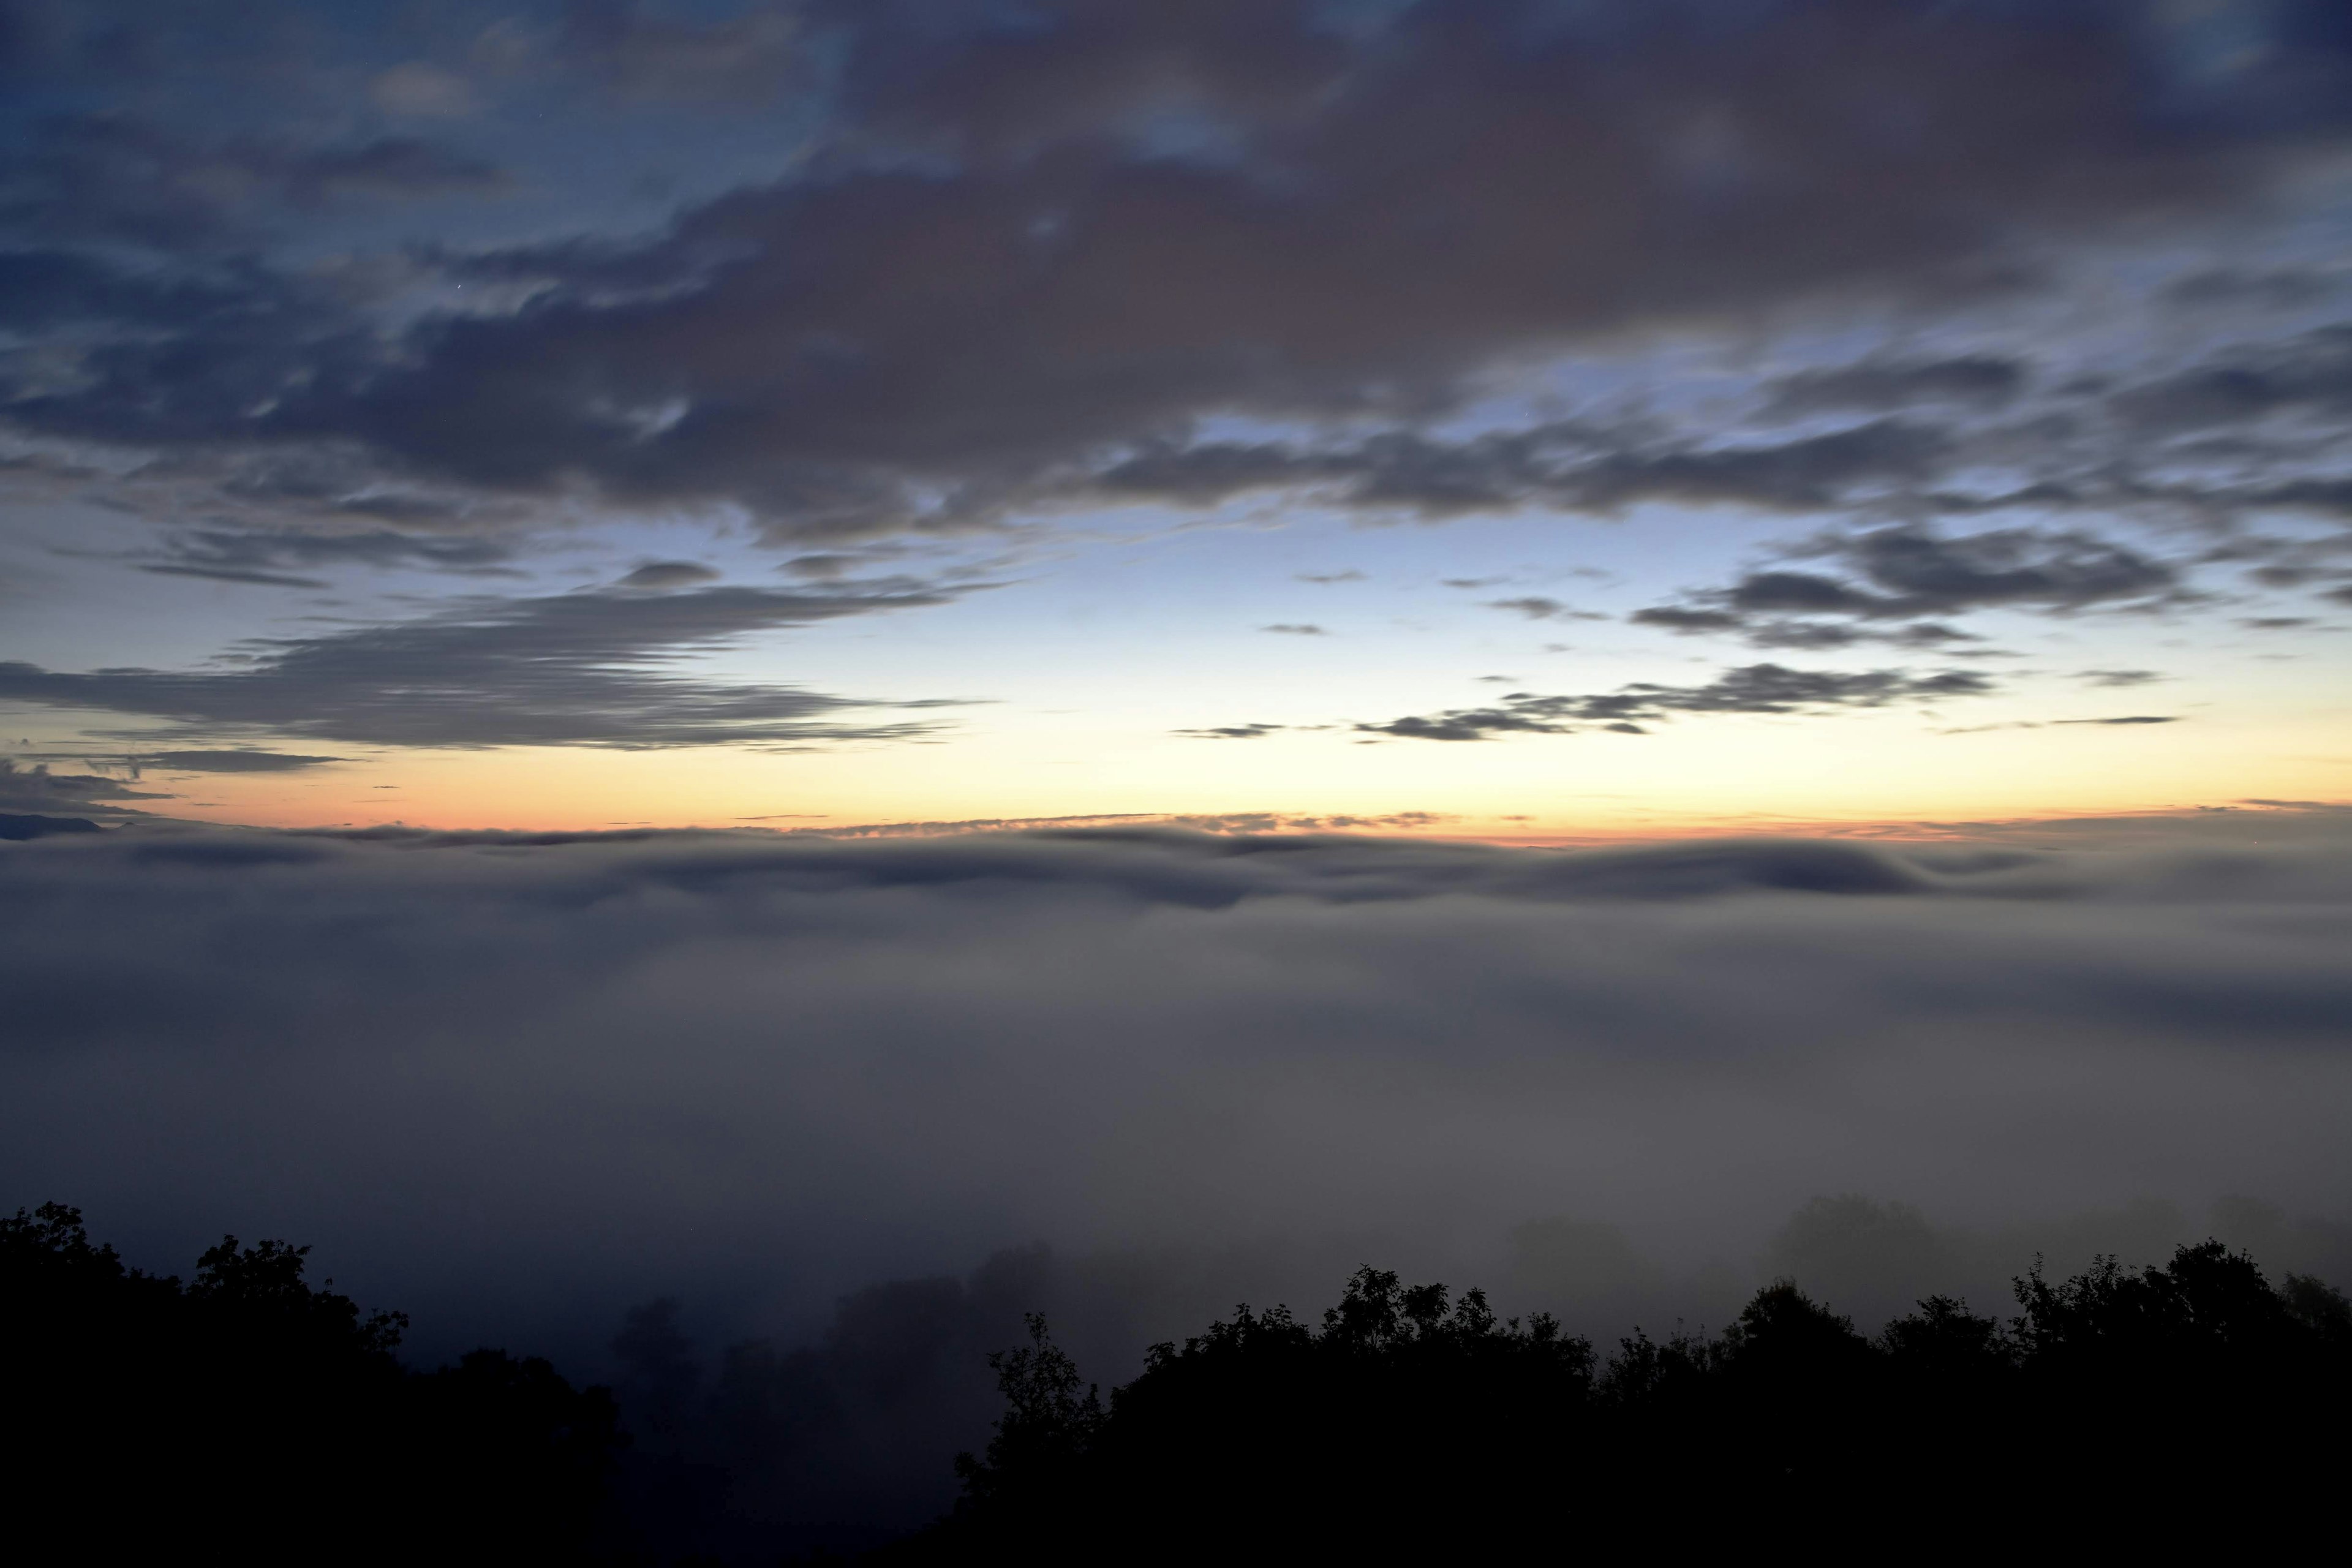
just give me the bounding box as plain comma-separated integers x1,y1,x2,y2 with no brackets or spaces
7,7,2352,1550
2,0,2350,836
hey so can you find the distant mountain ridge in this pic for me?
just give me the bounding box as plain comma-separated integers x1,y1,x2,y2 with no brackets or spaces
0,813,102,840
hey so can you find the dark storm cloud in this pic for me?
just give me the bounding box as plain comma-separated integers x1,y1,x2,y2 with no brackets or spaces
7,1,2351,537
1357,662,1992,741
0,582,962,748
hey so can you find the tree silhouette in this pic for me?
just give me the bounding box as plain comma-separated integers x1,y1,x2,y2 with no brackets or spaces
1,1203,620,1565
908,1242,2352,1558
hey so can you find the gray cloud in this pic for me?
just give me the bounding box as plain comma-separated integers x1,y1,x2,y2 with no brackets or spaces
0,758,166,813
8,2,2350,538
2163,267,2346,311
0,113,505,252
616,560,723,590
132,750,347,774
1260,623,1324,636
1633,523,2188,647
1358,662,1993,741
1087,419,1950,522
1487,596,1607,622
0,583,962,749
1763,356,2026,416
2114,325,2352,431
137,528,521,589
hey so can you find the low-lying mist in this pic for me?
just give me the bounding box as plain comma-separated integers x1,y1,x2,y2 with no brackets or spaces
5,812,2348,1545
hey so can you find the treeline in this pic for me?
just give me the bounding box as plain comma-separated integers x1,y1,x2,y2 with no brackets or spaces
911,1246,2352,1558
10,1204,2348,1562
1,1204,620,1563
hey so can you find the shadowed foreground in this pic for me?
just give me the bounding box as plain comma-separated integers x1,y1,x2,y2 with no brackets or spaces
910,1250,2352,1559
8,1203,2346,1562
1,1205,621,1563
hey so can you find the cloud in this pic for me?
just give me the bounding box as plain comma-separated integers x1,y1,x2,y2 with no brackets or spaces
2162,267,2345,311
2114,325,2352,431
0,113,507,255
1359,663,1994,741
3,815,2349,1371
1086,420,1951,522
1260,623,1325,636
1762,356,2027,416
1294,571,1363,584
0,583,963,749
541,1,810,105
1634,524,2189,646
9,2,2350,537
1487,597,1606,622
1173,723,1283,740
616,561,723,590
2077,669,2164,688
137,529,521,589
131,750,347,774
1939,715,2180,734
370,63,481,120
0,759,167,813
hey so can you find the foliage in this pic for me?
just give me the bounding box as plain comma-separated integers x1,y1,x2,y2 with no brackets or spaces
1,1203,622,1565
909,1242,2352,1558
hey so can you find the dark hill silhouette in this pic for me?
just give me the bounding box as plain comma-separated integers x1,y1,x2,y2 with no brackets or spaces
0,812,100,839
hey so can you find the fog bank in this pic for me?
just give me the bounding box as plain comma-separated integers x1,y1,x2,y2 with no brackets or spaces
4,815,2347,1373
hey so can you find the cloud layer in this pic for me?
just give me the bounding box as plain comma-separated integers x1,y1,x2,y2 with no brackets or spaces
6,815,2348,1365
